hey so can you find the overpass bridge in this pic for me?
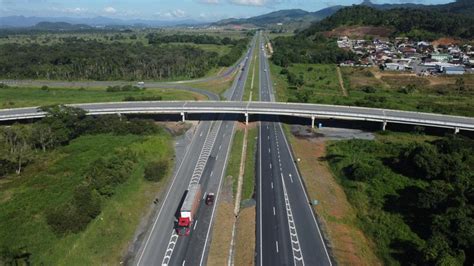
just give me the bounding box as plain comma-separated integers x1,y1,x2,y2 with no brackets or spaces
1,101,473,133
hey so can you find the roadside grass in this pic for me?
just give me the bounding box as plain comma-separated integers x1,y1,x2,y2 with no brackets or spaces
243,36,260,101
187,70,236,99
227,128,244,198
325,132,438,264
0,86,205,108
269,63,289,101
242,127,257,200
0,133,173,264
234,206,256,266
270,62,474,117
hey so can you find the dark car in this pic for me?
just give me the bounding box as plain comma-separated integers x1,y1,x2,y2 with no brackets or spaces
205,193,215,206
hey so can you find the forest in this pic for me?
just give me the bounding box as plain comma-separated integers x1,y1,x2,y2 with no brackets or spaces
302,5,474,40
271,34,356,66
0,34,249,80
328,135,474,265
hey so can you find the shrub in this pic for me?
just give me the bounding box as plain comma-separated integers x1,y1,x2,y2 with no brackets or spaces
346,160,381,181
144,160,169,182
361,86,377,93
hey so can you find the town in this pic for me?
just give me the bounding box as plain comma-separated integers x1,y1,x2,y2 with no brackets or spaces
338,36,474,75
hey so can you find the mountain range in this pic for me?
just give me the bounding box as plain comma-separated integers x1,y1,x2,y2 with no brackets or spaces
213,0,471,28
1,0,470,29
0,15,205,28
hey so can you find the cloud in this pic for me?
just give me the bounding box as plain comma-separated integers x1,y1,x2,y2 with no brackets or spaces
103,6,117,14
199,0,220,4
160,9,187,18
229,0,270,6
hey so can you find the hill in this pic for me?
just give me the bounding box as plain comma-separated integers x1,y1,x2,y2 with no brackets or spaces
302,4,474,39
213,7,344,28
33,22,92,30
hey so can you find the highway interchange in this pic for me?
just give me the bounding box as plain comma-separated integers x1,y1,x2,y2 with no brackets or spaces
1,32,474,266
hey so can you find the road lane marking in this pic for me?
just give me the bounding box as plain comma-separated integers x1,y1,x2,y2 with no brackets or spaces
289,173,294,183
199,122,237,266
269,163,272,169
280,172,305,264
193,220,198,230
136,122,206,266
182,260,186,266
276,241,279,253
278,123,332,265
210,171,213,177
273,206,276,216
271,182,273,189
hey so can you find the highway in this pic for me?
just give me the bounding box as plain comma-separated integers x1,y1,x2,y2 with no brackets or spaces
134,34,257,266
256,35,332,265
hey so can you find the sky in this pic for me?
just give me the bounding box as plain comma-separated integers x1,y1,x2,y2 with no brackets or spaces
0,0,456,21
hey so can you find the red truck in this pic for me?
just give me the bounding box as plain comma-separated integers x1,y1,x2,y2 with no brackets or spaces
177,184,201,236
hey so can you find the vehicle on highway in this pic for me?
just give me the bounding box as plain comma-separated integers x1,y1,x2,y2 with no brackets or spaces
137,81,145,87
205,193,215,206
176,184,201,236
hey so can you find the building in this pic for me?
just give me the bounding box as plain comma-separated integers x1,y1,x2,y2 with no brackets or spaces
431,53,453,62
443,66,465,75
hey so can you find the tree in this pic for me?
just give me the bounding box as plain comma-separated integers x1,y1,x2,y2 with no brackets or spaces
455,77,465,93
0,124,33,174
31,122,55,152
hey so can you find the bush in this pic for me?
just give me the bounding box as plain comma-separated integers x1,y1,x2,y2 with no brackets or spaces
144,160,169,182
346,160,381,181
46,185,101,234
361,86,377,93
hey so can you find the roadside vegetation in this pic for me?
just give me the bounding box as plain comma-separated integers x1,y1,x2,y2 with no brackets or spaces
0,84,205,108
326,132,474,265
0,105,173,264
270,62,474,117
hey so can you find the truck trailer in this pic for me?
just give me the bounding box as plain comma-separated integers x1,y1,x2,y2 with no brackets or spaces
177,184,202,236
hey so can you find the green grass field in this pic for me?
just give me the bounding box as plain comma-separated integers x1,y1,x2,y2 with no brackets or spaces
0,133,173,264
271,62,474,117
0,86,205,108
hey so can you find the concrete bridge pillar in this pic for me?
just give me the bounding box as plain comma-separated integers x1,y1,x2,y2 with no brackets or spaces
245,112,249,125
180,112,185,122
311,115,315,129
382,120,387,131
454,127,460,134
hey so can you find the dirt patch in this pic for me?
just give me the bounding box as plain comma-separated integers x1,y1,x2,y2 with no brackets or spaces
156,122,193,136
235,121,258,131
234,206,255,266
432,37,461,47
207,175,235,266
290,135,380,265
325,26,394,39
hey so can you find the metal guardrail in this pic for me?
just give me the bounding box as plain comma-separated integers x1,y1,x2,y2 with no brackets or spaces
1,101,473,131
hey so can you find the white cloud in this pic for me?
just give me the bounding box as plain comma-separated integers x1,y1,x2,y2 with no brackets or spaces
159,9,187,18
103,6,117,14
229,0,269,6
199,0,220,4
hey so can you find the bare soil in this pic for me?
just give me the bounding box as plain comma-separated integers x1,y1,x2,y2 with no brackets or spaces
290,135,381,265
324,26,394,39
234,206,256,266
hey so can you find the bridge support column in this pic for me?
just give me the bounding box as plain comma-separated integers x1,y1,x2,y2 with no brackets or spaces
245,112,249,125
454,127,460,134
180,112,185,122
311,116,315,129
382,120,387,131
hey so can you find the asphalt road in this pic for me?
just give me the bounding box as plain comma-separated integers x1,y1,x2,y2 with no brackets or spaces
134,34,257,266
256,34,332,266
